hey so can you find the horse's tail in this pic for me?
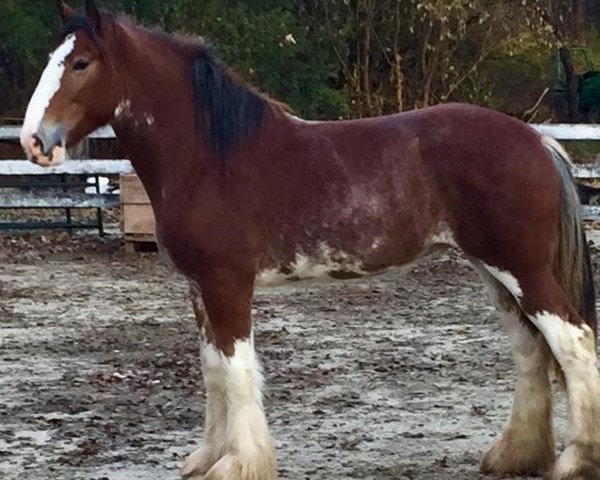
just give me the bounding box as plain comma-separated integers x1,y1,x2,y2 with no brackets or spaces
542,136,597,343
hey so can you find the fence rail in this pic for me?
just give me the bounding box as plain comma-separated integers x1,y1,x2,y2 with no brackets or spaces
0,193,120,209
0,159,132,175
532,124,600,140
0,125,115,140
0,126,127,233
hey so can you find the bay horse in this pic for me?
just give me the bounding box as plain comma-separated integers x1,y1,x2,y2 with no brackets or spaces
21,2,600,479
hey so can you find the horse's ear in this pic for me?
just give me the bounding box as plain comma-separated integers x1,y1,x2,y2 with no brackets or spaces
57,1,76,23
85,0,102,33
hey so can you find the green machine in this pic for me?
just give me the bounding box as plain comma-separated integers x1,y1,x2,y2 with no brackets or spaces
553,46,600,122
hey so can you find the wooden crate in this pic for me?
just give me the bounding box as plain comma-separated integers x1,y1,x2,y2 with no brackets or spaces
120,174,156,249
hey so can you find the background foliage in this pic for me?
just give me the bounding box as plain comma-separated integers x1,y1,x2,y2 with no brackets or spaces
0,0,599,120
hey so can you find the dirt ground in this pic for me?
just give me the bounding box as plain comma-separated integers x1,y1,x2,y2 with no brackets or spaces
1,232,598,480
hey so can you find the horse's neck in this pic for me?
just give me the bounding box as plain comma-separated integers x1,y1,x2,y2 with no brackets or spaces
109,23,297,208
110,26,207,205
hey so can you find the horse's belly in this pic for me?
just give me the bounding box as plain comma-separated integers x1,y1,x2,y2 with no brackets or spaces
255,224,457,287
255,245,380,286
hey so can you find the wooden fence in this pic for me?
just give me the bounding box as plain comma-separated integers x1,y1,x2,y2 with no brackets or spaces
0,126,131,232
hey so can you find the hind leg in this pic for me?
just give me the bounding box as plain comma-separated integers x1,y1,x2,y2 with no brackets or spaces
475,264,555,475
517,270,600,480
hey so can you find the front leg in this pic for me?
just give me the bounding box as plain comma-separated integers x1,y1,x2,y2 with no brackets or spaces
182,267,277,480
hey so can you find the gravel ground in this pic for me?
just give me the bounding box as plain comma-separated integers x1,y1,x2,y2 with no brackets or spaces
1,232,598,480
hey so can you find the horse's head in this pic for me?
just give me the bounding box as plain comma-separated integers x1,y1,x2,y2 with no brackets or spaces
21,1,120,166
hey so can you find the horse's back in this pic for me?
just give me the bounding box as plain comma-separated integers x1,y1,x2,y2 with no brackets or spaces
290,103,560,270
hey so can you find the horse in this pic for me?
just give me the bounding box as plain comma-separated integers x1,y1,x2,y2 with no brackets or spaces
20,2,600,479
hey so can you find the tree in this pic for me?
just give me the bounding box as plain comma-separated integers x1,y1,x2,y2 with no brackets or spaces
0,0,60,116
316,0,557,117
108,0,348,118
1,0,599,121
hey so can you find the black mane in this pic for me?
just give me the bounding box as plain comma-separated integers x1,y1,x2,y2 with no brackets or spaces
191,45,268,161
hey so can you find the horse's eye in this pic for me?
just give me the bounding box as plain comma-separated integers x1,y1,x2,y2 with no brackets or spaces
73,59,89,71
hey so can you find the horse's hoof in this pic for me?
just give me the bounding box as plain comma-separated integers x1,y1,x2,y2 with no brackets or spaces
203,452,277,480
550,443,600,480
480,433,554,477
181,445,219,478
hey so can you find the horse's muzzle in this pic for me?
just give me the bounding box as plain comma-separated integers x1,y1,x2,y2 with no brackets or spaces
24,122,67,167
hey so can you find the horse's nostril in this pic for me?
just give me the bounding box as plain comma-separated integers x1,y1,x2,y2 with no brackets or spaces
32,134,61,157
32,134,43,151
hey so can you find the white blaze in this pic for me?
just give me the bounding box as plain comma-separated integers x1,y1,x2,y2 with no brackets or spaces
20,34,76,149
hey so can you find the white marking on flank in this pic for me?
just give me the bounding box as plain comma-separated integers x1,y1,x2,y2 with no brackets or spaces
427,224,457,248
20,35,76,149
256,244,369,286
482,264,523,300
